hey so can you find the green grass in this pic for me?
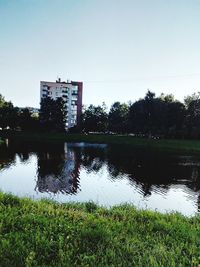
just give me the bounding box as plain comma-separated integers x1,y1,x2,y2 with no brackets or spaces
0,192,199,266
3,131,200,153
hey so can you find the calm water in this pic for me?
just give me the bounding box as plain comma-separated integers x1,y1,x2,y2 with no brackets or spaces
0,140,200,216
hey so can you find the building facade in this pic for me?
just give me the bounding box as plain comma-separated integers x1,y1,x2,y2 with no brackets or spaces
40,79,83,129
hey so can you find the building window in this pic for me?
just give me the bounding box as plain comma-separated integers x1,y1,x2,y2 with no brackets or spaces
72,90,78,95
71,100,77,105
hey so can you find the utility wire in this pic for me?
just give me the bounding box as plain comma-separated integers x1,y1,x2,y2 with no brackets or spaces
83,73,200,84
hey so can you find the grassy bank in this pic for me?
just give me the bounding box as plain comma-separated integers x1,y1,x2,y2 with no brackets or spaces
0,192,199,266
3,131,200,153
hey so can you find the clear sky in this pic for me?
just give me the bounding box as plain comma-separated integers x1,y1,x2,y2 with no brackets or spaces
1,0,200,108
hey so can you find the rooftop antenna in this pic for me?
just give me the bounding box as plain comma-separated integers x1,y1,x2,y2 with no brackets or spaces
56,76,61,83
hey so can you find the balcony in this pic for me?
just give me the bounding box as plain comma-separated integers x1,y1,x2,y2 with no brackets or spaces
72,92,78,96
62,95,68,98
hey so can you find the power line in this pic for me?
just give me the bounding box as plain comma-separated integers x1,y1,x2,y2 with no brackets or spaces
83,73,200,84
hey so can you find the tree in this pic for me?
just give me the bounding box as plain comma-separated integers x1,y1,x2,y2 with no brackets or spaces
7,106,19,130
83,104,108,132
0,100,19,130
17,108,39,131
158,93,186,138
165,101,186,138
145,90,155,101
0,94,6,107
53,98,67,132
184,93,200,138
129,91,186,138
129,91,160,136
184,92,200,108
160,93,175,103
40,97,67,132
108,102,129,133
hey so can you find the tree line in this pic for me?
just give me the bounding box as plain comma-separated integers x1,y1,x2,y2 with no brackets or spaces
1,91,200,138
0,95,67,132
82,91,200,139
0,94,39,131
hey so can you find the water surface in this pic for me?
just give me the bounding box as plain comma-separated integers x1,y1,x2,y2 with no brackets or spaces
0,140,199,216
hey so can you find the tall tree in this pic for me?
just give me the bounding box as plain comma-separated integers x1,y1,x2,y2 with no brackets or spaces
184,92,200,108
129,91,159,136
0,94,6,107
83,104,108,132
18,108,39,131
163,97,186,138
53,98,67,132
40,97,67,132
108,102,129,133
129,91,186,138
184,93,200,138
0,100,19,130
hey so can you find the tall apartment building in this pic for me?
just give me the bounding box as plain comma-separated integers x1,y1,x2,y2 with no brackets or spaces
40,79,83,129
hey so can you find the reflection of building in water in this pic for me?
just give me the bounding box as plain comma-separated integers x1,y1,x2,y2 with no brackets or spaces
36,144,80,194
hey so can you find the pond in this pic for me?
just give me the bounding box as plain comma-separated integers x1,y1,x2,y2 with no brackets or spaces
0,140,199,216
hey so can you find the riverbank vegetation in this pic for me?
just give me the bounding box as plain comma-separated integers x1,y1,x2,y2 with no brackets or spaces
0,192,199,266
2,91,200,139
82,91,200,139
3,131,200,153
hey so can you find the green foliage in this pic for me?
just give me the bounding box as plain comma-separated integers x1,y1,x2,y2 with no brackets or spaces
184,94,200,138
2,89,200,138
85,201,98,213
0,94,40,131
184,92,200,108
18,108,40,131
129,91,186,138
0,94,6,107
83,104,108,132
40,97,67,132
81,91,188,138
0,192,199,266
108,102,129,133
0,100,18,130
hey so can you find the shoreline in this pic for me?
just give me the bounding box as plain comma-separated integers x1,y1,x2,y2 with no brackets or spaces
2,131,200,153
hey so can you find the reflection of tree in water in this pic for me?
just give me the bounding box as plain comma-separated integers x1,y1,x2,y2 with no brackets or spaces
0,141,31,170
80,146,107,173
111,146,200,198
0,143,16,170
36,144,80,194
1,140,200,209
78,144,200,202
17,152,30,163
0,140,40,169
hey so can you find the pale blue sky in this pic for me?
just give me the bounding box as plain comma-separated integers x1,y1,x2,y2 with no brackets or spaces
1,0,200,108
